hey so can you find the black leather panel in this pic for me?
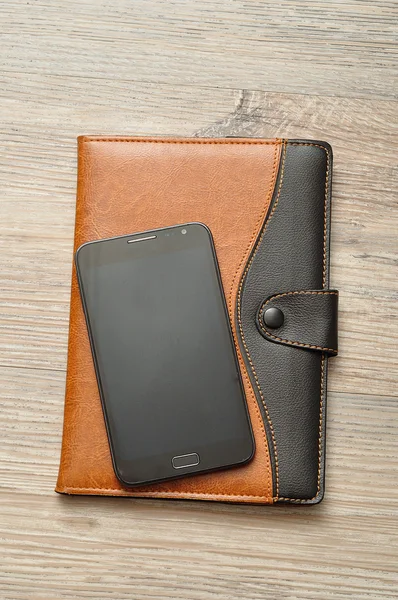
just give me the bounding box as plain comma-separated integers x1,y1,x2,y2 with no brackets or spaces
237,140,333,503
258,290,338,356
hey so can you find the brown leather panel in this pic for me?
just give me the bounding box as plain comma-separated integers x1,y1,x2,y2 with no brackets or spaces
56,137,282,503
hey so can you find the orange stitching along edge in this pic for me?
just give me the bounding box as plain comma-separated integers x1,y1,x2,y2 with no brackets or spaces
258,291,338,354
235,142,330,503
235,139,288,500
82,138,279,145
277,143,330,503
60,488,274,501
63,137,281,501
267,290,338,300
227,139,281,501
65,138,331,504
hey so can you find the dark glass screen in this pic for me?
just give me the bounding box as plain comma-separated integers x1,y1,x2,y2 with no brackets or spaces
76,224,253,484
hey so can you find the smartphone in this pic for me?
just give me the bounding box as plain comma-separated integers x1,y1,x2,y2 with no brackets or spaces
75,222,254,486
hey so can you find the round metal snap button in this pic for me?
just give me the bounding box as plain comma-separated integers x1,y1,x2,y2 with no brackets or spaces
263,307,284,329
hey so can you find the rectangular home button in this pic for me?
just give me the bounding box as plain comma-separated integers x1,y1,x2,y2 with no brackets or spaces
172,453,200,469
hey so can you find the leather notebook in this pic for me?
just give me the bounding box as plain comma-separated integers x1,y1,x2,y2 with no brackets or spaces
56,136,338,505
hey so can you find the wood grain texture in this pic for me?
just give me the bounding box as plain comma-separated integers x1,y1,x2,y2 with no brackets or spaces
0,1,397,598
1,0,397,100
1,81,397,396
0,368,397,599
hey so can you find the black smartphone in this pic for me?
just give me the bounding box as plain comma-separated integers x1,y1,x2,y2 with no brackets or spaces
75,222,254,486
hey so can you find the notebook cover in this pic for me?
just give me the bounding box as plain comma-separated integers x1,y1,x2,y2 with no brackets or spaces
56,136,335,504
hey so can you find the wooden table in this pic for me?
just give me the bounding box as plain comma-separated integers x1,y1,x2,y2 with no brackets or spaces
1,1,397,598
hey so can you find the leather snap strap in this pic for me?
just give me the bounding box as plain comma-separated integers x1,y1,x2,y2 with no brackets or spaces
257,290,339,356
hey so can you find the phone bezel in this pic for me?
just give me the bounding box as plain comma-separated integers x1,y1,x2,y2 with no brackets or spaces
75,222,255,487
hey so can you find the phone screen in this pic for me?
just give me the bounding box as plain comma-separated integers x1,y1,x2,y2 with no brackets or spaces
76,223,254,485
